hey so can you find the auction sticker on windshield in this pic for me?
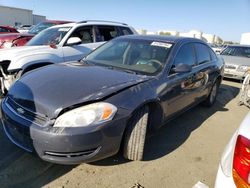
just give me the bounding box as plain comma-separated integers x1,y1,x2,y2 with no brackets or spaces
151,41,172,48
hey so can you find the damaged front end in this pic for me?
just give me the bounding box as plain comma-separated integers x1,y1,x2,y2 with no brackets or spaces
0,60,20,95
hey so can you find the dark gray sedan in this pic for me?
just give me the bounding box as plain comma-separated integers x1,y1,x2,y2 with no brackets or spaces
1,35,224,164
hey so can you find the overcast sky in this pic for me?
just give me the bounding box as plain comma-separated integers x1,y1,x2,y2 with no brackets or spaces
0,0,250,42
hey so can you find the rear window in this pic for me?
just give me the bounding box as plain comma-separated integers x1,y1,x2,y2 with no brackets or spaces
221,46,250,58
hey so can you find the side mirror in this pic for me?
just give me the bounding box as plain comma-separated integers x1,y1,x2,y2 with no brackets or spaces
174,63,192,73
66,37,82,46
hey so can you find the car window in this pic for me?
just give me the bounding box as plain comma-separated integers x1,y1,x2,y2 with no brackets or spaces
173,43,196,67
194,43,211,64
221,46,250,58
27,27,71,46
0,27,9,32
209,48,217,61
119,26,133,35
69,27,93,44
86,39,172,75
95,26,118,42
28,22,56,34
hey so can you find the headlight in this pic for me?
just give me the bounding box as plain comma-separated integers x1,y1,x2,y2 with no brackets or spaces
54,102,117,128
237,65,250,72
3,41,13,48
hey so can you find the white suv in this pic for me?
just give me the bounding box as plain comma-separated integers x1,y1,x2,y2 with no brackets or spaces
0,20,137,93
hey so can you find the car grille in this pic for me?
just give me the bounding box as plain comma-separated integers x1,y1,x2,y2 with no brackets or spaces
225,64,237,70
5,97,49,126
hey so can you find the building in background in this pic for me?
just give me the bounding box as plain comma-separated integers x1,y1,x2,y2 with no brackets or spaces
157,29,223,44
33,14,46,25
240,33,250,45
0,5,46,27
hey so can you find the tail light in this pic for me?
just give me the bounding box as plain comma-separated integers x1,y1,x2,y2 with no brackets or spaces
233,135,250,187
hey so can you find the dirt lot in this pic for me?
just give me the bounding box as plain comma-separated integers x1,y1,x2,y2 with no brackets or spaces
0,80,248,188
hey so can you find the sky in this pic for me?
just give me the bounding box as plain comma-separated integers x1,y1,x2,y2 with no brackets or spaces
0,0,249,42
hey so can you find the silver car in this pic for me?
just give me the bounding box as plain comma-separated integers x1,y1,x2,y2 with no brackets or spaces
221,45,250,80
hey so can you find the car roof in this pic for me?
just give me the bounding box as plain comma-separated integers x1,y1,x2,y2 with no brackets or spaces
50,20,131,29
116,35,205,43
227,44,250,48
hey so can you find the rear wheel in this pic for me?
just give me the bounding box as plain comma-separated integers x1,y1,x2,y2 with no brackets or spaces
203,80,219,107
123,106,149,161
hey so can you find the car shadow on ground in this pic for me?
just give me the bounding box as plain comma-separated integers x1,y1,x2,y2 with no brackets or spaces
92,83,240,166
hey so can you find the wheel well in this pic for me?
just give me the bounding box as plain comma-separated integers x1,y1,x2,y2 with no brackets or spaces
126,101,164,132
120,101,164,153
22,62,53,75
0,60,11,76
147,102,164,131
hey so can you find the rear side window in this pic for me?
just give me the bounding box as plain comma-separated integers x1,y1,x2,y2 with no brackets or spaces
195,43,211,64
119,26,133,35
96,26,118,42
174,43,196,66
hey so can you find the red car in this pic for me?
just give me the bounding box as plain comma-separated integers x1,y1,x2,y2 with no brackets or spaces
0,20,72,49
0,26,18,33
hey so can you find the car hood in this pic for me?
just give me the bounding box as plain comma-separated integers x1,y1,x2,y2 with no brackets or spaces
8,62,151,119
221,55,250,66
0,46,56,62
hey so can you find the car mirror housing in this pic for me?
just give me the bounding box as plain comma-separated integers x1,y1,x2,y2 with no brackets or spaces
174,63,192,73
66,37,82,46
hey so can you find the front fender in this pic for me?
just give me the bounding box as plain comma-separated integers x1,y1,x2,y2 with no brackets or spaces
105,79,164,129
7,53,63,72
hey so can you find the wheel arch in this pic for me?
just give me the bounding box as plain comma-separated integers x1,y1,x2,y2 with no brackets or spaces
124,98,164,134
21,62,54,75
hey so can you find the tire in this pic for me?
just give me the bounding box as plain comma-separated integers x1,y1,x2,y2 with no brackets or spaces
203,80,219,107
123,106,149,161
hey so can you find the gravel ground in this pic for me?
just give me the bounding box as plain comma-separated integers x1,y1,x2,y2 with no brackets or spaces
0,80,248,188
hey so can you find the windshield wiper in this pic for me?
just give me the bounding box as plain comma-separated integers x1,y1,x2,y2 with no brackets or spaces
106,65,138,75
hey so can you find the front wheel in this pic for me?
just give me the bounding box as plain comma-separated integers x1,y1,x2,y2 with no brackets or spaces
123,106,149,161
203,80,219,107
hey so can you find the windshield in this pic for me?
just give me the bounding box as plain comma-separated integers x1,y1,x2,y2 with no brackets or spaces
221,46,250,58
27,27,71,46
28,22,56,34
85,39,173,75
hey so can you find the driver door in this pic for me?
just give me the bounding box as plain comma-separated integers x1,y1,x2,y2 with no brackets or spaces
162,43,198,118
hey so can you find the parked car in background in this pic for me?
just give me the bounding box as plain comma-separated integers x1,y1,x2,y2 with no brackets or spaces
1,35,224,164
209,43,222,54
0,20,72,49
215,112,250,188
0,20,137,94
16,24,34,33
0,26,18,33
221,45,250,80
